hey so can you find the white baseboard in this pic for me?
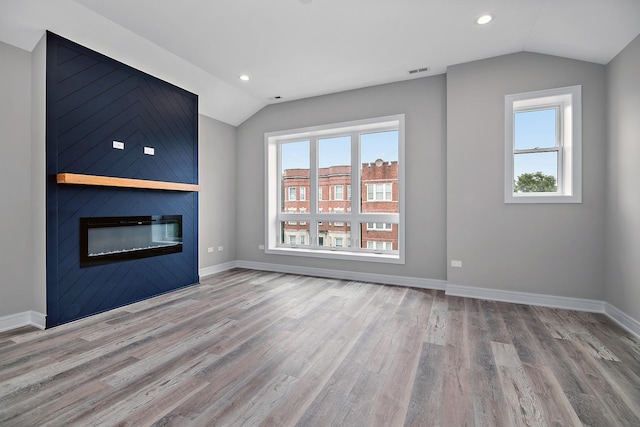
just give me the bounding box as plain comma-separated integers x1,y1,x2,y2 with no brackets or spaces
605,302,640,340
445,283,606,312
0,311,46,333
237,260,447,290
199,261,240,279
446,283,640,340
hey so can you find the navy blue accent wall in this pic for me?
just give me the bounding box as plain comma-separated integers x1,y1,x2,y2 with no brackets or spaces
46,32,199,328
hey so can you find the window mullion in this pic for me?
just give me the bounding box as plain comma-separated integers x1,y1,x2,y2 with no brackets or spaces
310,137,318,245
351,131,360,247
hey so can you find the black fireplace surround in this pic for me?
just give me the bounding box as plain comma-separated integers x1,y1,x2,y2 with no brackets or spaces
80,215,182,267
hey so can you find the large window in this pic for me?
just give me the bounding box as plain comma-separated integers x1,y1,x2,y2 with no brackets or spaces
265,115,405,263
505,85,582,203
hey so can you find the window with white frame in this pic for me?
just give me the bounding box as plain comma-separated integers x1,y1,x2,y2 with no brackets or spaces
367,183,392,201
288,187,296,201
265,115,405,263
367,222,392,231
367,241,392,250
505,85,582,203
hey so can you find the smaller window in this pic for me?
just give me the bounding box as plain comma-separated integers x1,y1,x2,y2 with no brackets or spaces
367,241,392,250
334,185,344,201
505,85,582,203
367,222,392,231
288,187,296,201
300,235,306,245
335,237,343,247
289,235,296,245
347,185,351,201
367,183,392,201
300,187,306,201
318,187,322,201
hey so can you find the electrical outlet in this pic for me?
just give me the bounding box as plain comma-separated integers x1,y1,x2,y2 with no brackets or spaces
207,247,214,253
144,146,155,155
112,140,124,150
218,246,224,251
451,260,463,268
258,244,265,250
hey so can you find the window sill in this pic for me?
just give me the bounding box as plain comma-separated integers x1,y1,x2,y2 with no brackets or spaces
265,246,404,264
505,193,581,204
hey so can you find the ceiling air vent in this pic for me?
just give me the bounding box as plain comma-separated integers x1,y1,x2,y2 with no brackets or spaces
408,67,430,75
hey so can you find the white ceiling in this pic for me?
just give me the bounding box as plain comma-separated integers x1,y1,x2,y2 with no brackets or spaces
1,0,639,125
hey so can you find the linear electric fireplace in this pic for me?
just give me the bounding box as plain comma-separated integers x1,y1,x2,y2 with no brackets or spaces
80,215,182,267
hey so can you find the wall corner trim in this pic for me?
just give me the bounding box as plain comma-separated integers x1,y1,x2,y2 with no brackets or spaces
0,311,46,333
446,282,640,340
199,261,240,278
445,283,606,312
604,302,640,340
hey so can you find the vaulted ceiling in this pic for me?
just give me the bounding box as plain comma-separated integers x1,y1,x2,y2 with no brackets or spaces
1,0,639,125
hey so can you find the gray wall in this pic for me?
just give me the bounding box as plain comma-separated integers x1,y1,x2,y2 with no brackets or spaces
605,35,640,321
447,52,607,299
236,76,447,280
198,114,238,269
0,41,34,317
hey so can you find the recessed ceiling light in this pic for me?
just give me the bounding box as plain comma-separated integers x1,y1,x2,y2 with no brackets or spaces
476,14,493,25
239,75,250,81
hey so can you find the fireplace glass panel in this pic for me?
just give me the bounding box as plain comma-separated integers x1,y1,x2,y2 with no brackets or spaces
80,215,182,267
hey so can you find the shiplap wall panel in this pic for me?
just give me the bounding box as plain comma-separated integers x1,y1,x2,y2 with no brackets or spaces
46,32,199,327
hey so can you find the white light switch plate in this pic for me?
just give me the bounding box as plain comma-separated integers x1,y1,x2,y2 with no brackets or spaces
144,146,155,155
112,141,124,150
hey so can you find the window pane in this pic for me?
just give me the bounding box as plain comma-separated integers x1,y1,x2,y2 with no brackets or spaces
281,141,310,214
513,152,558,193
360,223,397,251
361,131,398,213
318,221,351,248
514,109,557,150
281,221,310,246
319,136,351,214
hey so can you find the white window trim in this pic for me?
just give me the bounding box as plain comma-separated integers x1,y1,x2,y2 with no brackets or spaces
504,85,582,204
367,241,393,250
265,114,405,264
367,222,393,231
366,183,393,201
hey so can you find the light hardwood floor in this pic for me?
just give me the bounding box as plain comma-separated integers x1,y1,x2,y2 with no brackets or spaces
1,268,639,426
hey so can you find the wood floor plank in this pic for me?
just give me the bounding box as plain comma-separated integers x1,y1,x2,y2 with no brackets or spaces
0,268,638,426
491,341,547,427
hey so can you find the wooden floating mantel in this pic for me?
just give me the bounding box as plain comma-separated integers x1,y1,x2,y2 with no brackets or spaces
56,173,200,192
